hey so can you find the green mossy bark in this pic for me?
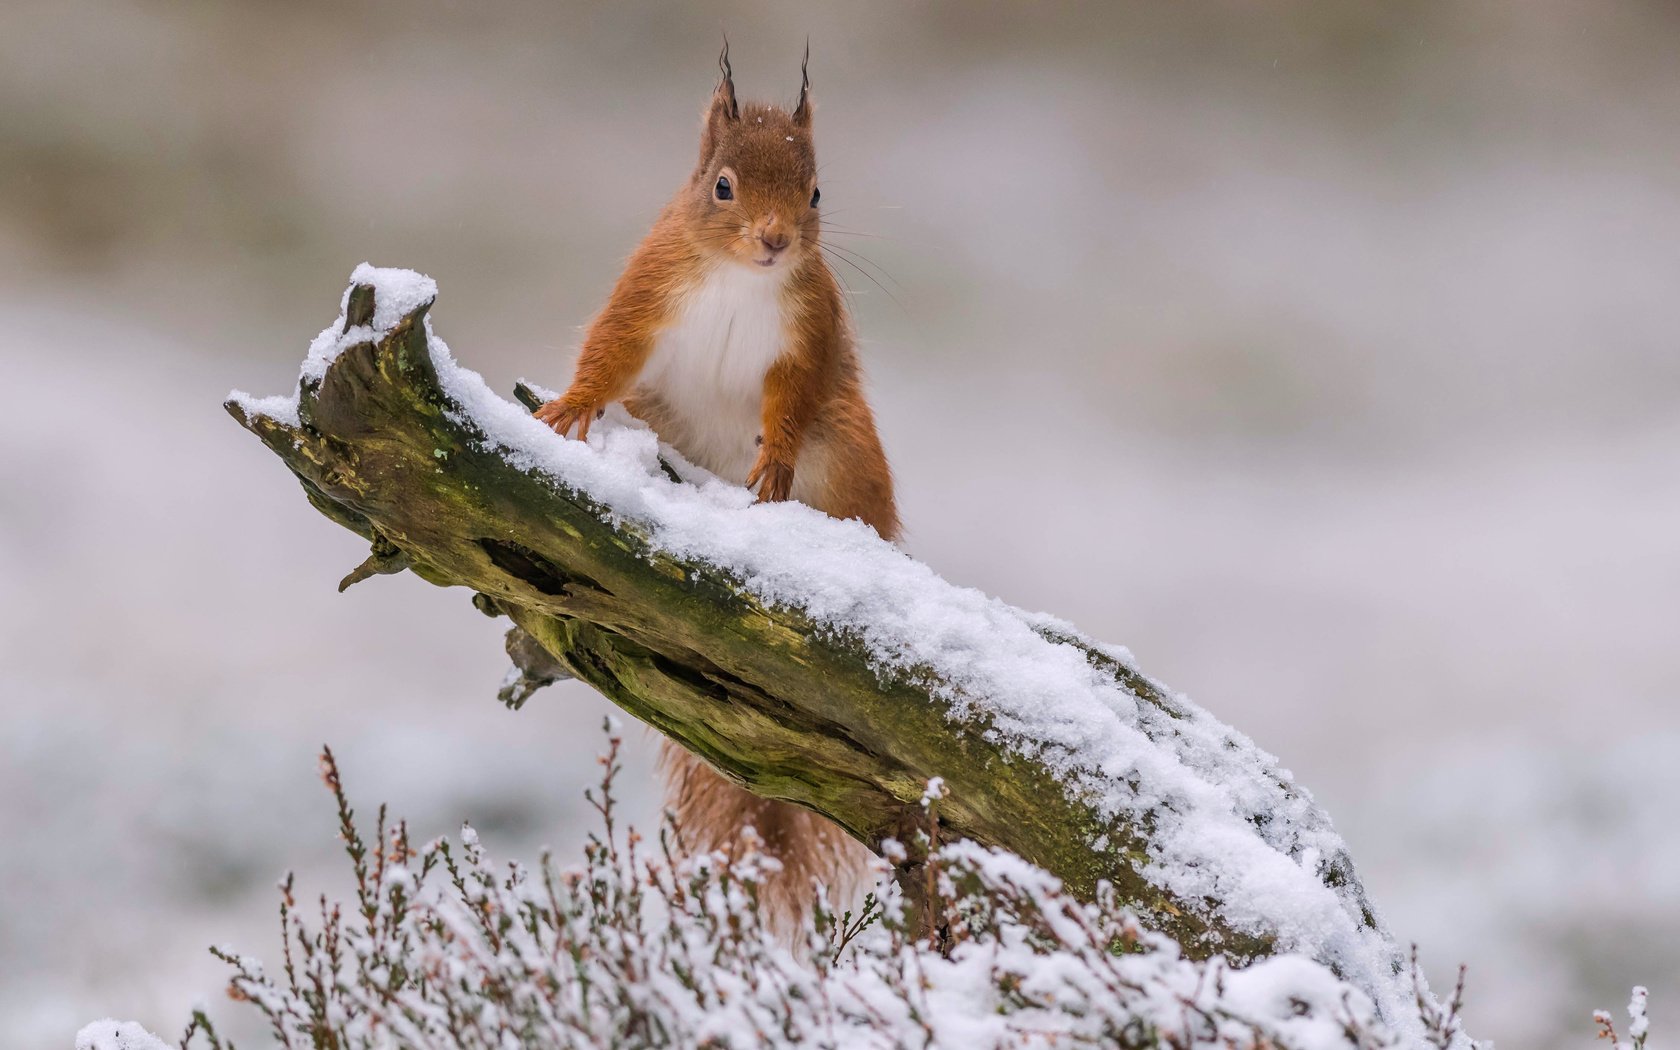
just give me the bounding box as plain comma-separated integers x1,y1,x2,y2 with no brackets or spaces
229,280,1388,976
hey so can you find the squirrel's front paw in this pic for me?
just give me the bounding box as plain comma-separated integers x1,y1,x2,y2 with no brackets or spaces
746,452,795,503
534,398,604,440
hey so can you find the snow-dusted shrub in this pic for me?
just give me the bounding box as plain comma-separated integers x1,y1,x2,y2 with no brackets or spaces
85,724,1650,1050
1595,987,1651,1050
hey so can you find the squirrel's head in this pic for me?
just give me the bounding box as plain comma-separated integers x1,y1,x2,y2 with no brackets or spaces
685,44,820,273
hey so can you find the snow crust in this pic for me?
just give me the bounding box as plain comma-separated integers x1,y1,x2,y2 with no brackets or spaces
230,266,1422,1034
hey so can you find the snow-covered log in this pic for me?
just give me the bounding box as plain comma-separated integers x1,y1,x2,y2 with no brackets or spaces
227,267,1417,1025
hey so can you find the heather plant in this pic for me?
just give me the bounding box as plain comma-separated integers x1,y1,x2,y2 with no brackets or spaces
1594,988,1650,1050
86,723,1645,1050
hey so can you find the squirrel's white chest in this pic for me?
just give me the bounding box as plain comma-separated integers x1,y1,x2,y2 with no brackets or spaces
640,265,790,479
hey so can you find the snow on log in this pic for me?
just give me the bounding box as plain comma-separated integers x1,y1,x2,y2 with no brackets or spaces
226,266,1420,1030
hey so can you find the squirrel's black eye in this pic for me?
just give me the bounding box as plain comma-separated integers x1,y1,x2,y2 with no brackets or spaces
714,176,733,201
810,186,821,207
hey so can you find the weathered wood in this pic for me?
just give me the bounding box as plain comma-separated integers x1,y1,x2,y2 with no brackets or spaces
228,279,1399,996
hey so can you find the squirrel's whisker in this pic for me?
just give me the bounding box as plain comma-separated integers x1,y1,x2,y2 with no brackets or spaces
819,244,905,311
820,242,902,290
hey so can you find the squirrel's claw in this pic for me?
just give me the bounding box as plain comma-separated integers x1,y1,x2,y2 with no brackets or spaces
747,453,795,503
535,398,601,441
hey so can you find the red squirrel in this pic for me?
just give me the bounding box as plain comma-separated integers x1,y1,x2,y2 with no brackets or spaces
536,48,898,931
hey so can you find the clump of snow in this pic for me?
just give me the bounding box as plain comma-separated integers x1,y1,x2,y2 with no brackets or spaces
232,267,1418,1030
1630,986,1651,1041
299,264,438,383
347,263,439,333
75,1020,171,1050
921,775,947,807
226,389,301,427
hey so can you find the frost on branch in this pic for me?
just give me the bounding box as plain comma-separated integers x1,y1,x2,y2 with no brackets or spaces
230,265,1429,1028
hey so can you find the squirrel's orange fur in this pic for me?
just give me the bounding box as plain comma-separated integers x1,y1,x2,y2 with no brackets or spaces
537,49,896,931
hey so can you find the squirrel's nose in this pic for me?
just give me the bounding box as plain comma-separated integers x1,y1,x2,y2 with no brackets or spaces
758,224,791,253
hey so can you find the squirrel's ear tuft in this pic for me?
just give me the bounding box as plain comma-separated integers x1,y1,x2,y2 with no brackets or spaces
698,38,740,174
711,38,740,123
792,41,812,128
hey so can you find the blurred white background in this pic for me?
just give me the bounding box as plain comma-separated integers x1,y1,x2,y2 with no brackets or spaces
1,2,1676,1047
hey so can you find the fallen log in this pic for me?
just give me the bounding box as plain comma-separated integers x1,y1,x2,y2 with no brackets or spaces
227,266,1414,1025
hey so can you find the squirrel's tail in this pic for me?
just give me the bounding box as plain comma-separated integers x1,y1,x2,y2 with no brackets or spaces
658,740,872,937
